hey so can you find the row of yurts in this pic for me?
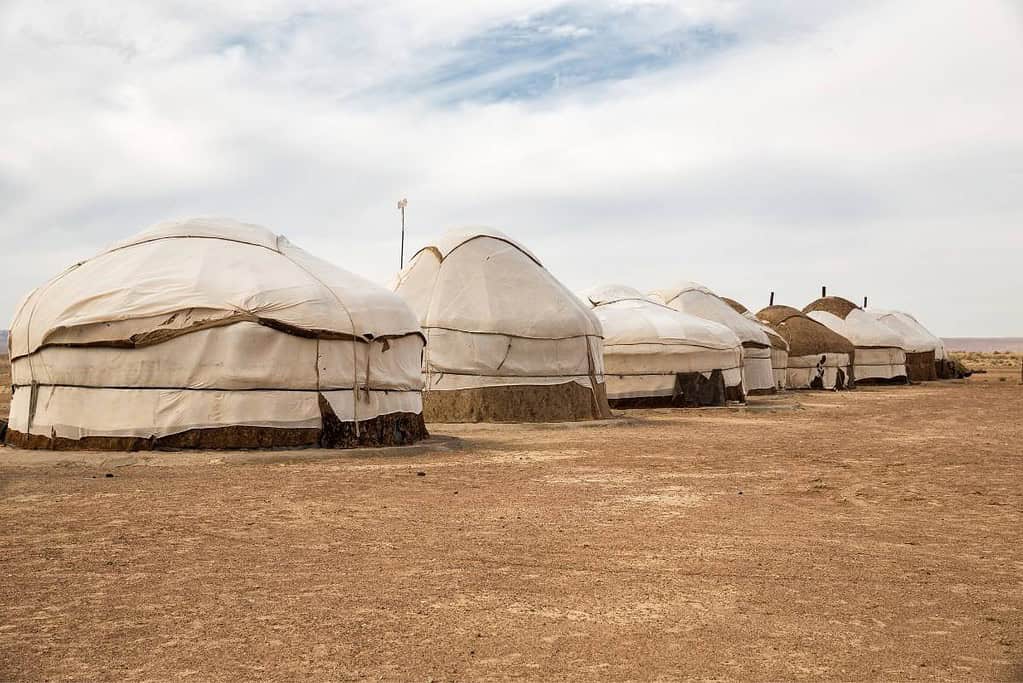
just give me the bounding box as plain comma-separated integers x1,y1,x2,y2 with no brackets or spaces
4,218,951,452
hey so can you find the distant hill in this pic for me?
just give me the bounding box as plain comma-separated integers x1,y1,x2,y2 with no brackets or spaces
943,337,1023,353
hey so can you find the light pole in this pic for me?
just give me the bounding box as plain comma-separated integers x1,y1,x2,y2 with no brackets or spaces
397,198,408,269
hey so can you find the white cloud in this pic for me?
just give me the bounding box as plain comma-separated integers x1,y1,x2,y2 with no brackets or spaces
0,0,1020,336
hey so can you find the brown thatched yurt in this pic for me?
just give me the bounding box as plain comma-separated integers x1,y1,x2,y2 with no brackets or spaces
757,305,855,390
392,228,611,423
5,218,429,450
722,297,789,391
803,296,907,384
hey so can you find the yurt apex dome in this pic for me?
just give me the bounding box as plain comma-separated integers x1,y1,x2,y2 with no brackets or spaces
803,296,907,383
392,227,611,423
6,218,428,450
581,284,743,407
649,282,776,397
720,297,789,391
756,305,855,390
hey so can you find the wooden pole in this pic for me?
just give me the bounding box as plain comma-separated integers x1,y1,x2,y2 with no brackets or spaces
822,286,827,298
769,291,775,306
863,296,868,308
398,198,408,269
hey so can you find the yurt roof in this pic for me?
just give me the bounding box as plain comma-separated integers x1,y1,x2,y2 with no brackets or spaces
867,309,945,355
721,297,748,314
720,296,788,351
10,217,422,359
107,217,282,252
394,227,601,340
803,296,859,319
756,324,788,352
414,227,543,266
581,284,740,351
650,282,771,347
802,297,903,349
582,283,652,307
757,305,855,357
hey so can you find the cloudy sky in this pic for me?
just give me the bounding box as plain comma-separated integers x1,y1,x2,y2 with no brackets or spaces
1,0,1020,336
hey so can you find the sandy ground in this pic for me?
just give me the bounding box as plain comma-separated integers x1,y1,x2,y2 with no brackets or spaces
950,352,1023,383
0,364,1021,680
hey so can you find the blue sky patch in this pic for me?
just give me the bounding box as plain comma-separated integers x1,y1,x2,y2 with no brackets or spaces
403,5,736,104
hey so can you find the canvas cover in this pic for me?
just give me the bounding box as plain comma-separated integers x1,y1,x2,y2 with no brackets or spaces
757,305,854,389
7,218,426,443
785,353,852,389
768,345,789,391
392,228,605,392
650,282,775,393
721,297,789,391
865,310,946,359
803,297,907,381
581,284,743,399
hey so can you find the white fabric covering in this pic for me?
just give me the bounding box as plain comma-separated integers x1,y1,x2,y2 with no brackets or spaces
393,228,605,391
865,310,946,359
739,309,790,391
769,346,789,390
650,282,775,393
581,285,743,399
11,218,421,357
805,310,907,380
787,353,853,389
8,218,425,440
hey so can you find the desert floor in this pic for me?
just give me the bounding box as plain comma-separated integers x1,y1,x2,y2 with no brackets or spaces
0,361,1021,680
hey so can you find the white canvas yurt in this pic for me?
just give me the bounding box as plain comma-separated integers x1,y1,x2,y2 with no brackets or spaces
803,297,907,383
392,228,611,423
864,309,945,381
650,283,776,396
757,305,855,390
6,218,428,450
581,285,743,407
721,297,790,391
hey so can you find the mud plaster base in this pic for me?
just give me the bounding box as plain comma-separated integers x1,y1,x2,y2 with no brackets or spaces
4,395,428,451
905,351,938,382
423,381,611,423
610,370,729,409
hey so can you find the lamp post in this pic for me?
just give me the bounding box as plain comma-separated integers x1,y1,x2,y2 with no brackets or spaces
398,198,408,269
